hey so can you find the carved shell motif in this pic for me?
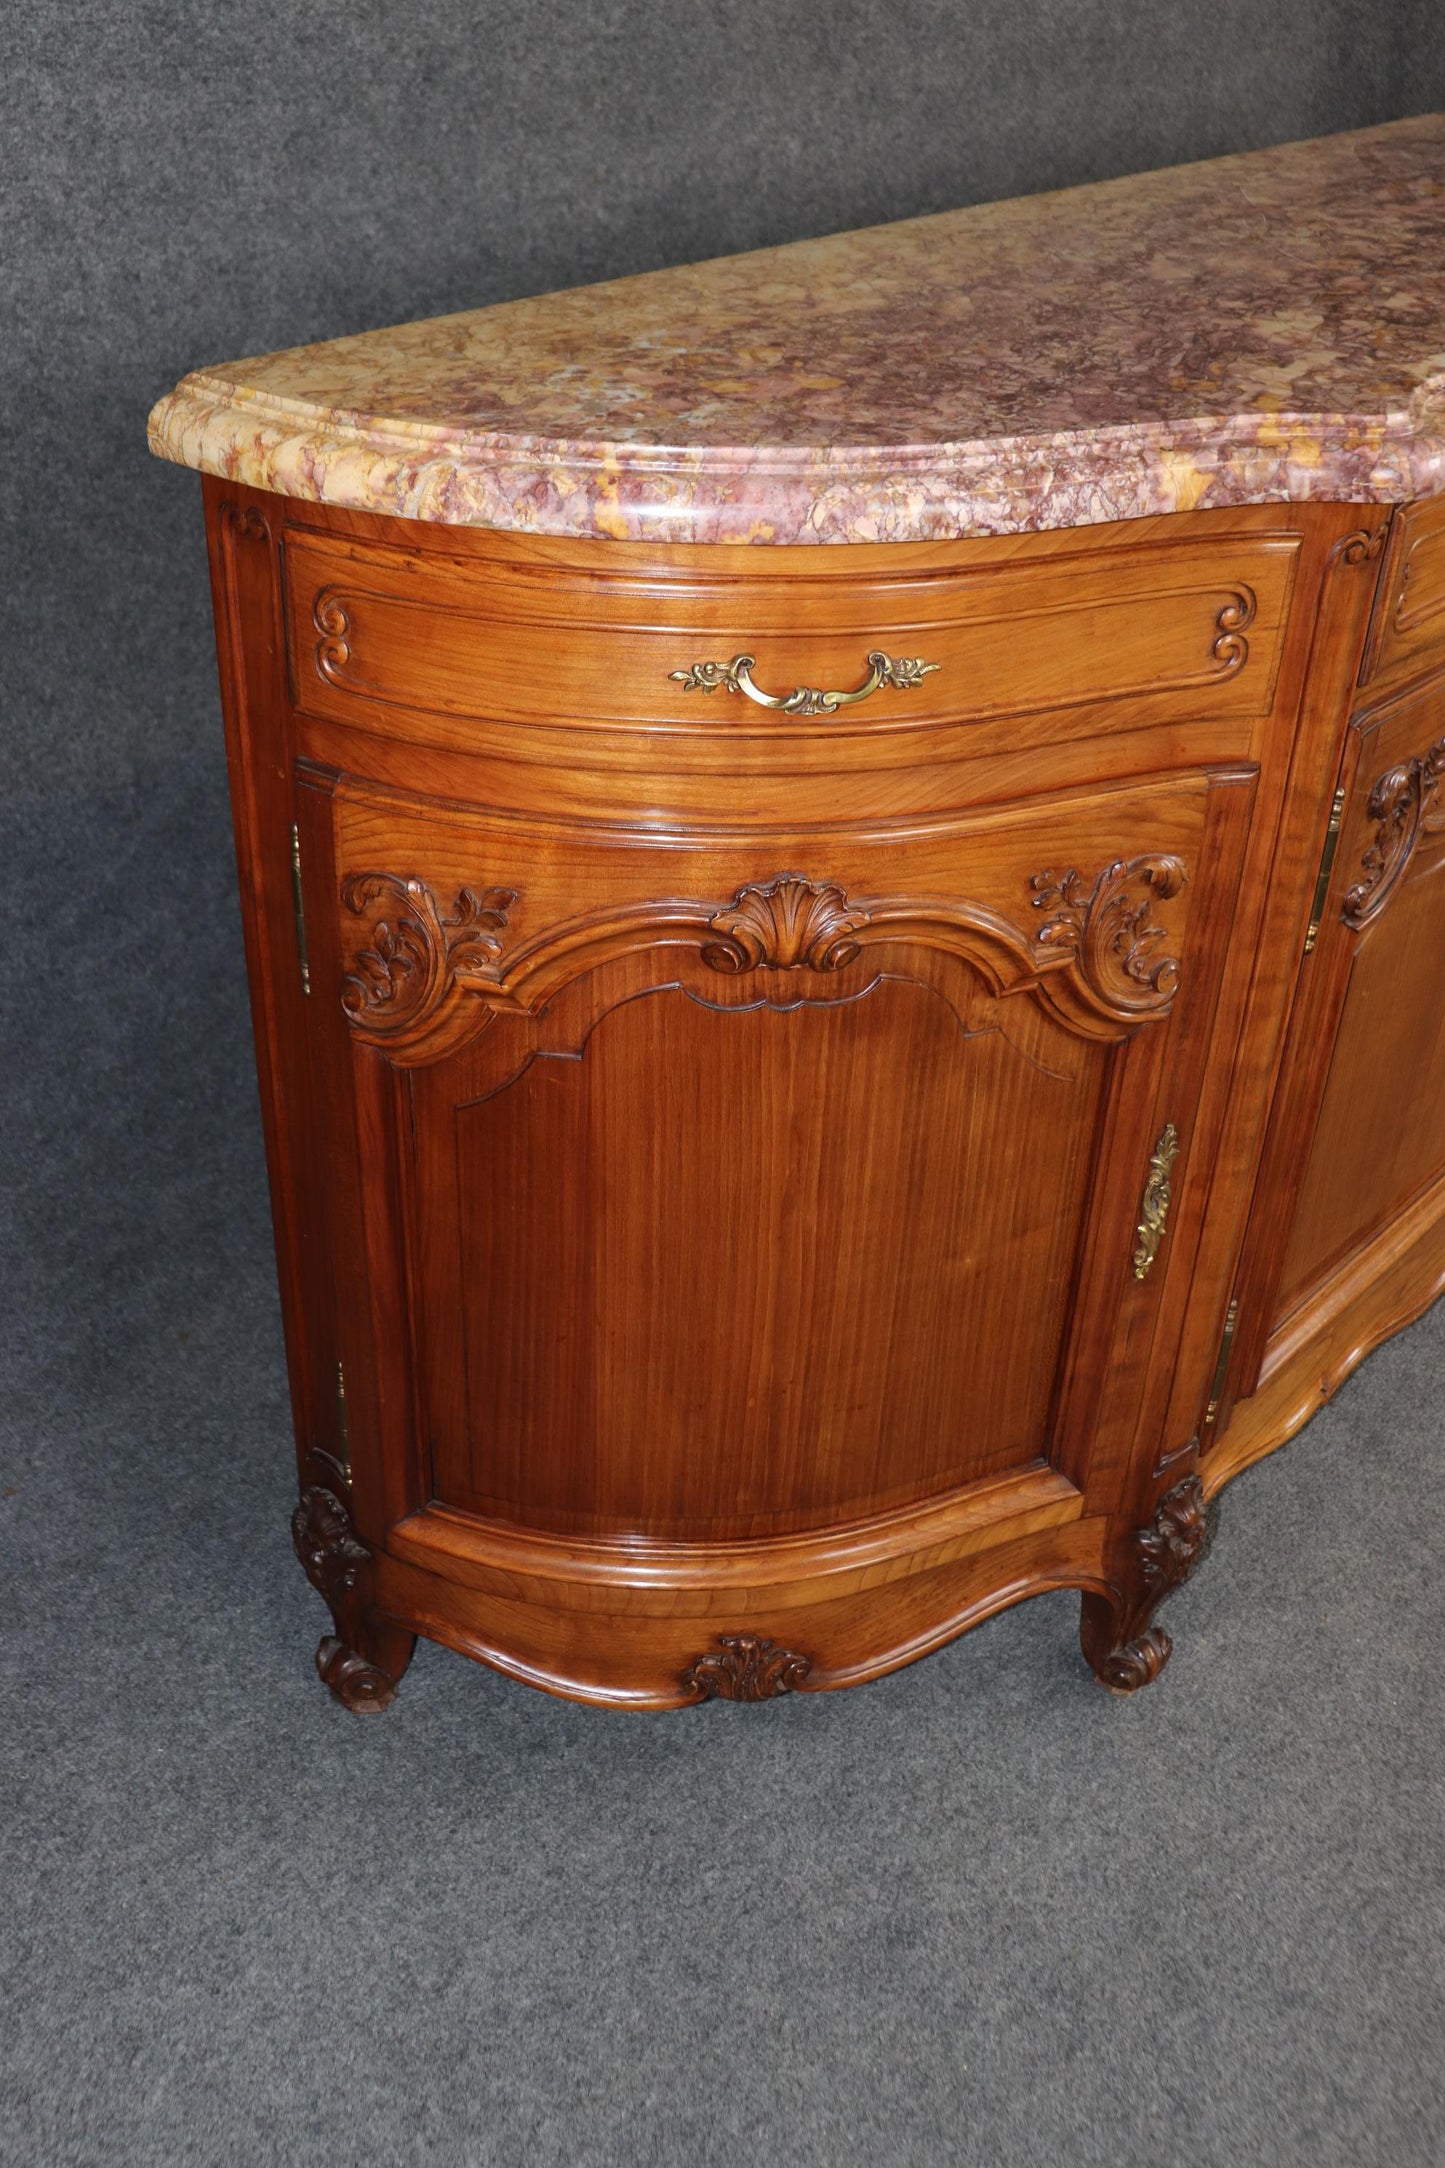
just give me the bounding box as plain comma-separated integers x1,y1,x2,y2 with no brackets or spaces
341,873,517,1039
1029,855,1188,1013
1342,735,1445,930
702,874,871,973
682,1634,812,1701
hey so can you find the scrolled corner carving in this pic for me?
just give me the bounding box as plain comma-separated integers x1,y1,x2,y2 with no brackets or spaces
1342,735,1445,930
1095,1624,1174,1692
1136,1473,1207,1594
315,1635,398,1713
682,1634,811,1702
701,873,871,973
219,501,270,543
313,587,352,679
291,1483,369,1610
1029,854,1188,1015
1210,587,1256,672
340,872,517,1041
1330,522,1390,569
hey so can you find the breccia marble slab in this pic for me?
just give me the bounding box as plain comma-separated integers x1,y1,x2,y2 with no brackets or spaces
149,114,1445,544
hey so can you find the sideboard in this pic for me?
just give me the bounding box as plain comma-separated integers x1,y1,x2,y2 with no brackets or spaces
149,114,1445,1710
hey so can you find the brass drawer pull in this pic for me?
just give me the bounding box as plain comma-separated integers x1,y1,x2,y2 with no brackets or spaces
1132,1122,1180,1281
669,649,940,717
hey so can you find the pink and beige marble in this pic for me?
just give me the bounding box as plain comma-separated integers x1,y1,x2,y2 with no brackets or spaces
149,115,1445,544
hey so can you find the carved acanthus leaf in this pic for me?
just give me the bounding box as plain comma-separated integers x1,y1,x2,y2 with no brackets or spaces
291,1485,370,1610
702,874,870,973
682,1634,811,1702
341,872,517,1040
1136,1473,1207,1594
1343,735,1445,929
1029,854,1188,1013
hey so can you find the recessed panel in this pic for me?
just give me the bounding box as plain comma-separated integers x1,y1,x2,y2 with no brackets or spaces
423,976,1108,1541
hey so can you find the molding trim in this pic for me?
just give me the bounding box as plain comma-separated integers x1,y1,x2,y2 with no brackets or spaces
339,857,1189,1061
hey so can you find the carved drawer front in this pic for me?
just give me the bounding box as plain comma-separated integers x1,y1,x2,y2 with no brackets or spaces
1361,495,1445,690
311,757,1253,1554
284,522,1299,753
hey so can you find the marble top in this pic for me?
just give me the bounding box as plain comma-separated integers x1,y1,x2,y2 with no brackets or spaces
149,115,1445,545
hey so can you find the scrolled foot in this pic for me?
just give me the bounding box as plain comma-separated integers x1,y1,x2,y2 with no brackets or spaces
316,1633,399,1712
1092,1623,1173,1694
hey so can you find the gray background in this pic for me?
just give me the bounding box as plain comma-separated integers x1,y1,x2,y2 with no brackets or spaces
4,6,1444,2164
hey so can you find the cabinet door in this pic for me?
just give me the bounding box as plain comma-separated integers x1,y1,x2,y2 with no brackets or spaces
1247,667,1445,1356
300,759,1252,1559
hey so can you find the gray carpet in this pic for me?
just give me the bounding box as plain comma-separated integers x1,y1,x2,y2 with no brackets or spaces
6,6,1445,2162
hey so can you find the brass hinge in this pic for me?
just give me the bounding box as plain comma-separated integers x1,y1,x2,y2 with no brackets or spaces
335,1361,353,1484
289,821,312,995
1202,1298,1240,1427
1303,784,1348,955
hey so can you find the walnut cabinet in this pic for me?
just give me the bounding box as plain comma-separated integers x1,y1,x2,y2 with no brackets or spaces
205,481,1445,1709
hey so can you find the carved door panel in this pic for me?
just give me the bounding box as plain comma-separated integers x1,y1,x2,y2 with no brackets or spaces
300,762,1253,1558
1259,669,1445,1338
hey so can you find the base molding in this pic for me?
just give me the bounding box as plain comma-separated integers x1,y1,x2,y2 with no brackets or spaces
1204,1171,1445,1499
371,1517,1112,1708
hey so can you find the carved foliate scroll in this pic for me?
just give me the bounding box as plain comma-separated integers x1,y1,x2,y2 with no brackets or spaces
338,850,1192,1061
291,1476,369,1611
1029,855,1187,1013
341,873,517,1040
1136,1473,1208,1592
1343,735,1445,929
1084,1470,1208,1693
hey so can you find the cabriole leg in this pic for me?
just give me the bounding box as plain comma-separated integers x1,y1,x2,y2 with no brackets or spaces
1080,1472,1209,1694
291,1451,414,1712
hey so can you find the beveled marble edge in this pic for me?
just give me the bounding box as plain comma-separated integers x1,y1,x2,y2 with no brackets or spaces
148,370,1445,544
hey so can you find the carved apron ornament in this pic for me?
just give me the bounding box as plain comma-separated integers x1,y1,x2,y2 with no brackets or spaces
701,874,870,972
683,1634,812,1701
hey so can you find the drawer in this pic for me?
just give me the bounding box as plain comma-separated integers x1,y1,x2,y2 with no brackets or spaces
282,520,1300,753
1361,494,1445,689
